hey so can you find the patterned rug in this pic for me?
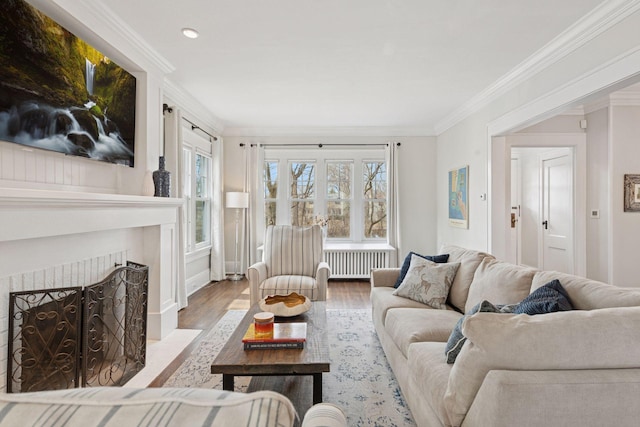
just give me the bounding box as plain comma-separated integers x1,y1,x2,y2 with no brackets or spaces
163,309,416,426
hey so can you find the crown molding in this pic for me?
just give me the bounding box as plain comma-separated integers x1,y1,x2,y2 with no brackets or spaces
163,79,225,134
435,0,640,135
38,0,175,75
221,126,435,137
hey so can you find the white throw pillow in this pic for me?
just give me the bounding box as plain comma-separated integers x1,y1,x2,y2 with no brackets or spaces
392,254,460,309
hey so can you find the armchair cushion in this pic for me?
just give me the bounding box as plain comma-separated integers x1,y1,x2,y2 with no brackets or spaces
261,275,319,300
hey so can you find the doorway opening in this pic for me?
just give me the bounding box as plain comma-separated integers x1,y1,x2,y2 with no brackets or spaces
510,146,576,274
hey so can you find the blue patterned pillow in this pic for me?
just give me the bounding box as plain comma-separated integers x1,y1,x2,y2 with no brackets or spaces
445,300,517,364
394,252,449,288
514,279,573,315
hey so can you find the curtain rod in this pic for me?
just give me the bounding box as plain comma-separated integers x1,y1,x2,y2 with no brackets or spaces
245,142,401,148
162,104,218,141
183,117,218,141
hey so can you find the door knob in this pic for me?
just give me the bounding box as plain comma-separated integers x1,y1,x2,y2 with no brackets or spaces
511,213,517,228
542,220,548,230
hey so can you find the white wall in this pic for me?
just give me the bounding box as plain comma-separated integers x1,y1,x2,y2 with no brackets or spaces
610,105,640,287
222,135,438,270
436,6,640,286
585,107,609,282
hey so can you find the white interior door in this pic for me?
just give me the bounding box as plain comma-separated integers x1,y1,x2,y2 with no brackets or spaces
539,148,574,274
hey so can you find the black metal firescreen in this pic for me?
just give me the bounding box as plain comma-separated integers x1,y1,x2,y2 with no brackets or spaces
7,262,148,393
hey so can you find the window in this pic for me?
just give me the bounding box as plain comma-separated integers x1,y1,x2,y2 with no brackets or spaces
363,161,387,238
326,161,352,238
194,154,211,245
183,128,213,253
289,161,315,226
263,148,386,243
264,160,278,227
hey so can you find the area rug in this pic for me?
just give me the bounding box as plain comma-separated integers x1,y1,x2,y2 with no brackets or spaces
163,309,416,426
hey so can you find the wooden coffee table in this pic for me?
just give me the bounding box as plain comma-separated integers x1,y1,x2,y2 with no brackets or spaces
211,301,330,404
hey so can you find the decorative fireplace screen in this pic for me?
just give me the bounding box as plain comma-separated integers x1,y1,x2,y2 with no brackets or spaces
6,262,148,393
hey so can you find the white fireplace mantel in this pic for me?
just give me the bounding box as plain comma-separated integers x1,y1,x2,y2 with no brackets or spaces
0,187,184,341
0,188,184,242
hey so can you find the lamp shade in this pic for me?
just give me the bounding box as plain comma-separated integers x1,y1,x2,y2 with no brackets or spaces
226,192,249,209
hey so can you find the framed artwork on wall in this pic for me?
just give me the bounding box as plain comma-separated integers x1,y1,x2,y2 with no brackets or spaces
624,174,640,212
449,165,469,228
0,0,137,167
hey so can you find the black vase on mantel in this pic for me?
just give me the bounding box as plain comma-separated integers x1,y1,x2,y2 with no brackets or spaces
153,156,171,197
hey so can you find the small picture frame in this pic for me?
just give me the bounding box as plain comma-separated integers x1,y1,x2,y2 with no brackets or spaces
624,174,640,212
448,165,469,228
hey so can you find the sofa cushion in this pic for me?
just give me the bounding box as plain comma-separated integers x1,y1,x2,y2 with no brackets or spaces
532,271,640,310
443,306,640,427
393,255,461,309
464,258,536,313
445,300,516,364
440,245,494,313
407,342,452,426
394,252,450,288
385,308,462,357
514,279,572,314
370,287,432,328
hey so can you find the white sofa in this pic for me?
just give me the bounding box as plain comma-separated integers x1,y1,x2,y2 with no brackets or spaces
0,387,347,427
371,245,640,427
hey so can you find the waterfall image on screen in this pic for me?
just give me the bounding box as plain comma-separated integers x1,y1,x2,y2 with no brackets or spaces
0,0,137,167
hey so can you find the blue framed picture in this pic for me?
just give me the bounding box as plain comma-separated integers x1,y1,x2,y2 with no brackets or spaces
448,165,468,228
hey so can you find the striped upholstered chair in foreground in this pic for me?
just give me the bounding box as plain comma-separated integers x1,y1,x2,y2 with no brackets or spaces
248,225,331,305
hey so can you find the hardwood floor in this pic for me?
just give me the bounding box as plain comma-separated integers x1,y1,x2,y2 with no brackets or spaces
149,278,371,387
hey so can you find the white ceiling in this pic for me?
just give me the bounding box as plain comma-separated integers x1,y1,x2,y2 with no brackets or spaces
102,0,604,133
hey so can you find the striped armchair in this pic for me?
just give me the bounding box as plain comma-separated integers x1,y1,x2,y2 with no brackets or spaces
0,387,347,427
248,225,331,305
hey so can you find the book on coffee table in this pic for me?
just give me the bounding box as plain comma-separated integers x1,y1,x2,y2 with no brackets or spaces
242,322,307,350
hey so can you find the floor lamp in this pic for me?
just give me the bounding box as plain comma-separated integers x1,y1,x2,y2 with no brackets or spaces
226,191,249,281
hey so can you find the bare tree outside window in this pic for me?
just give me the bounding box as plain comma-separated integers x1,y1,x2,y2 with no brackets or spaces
327,161,352,238
264,161,278,226
363,161,387,238
290,162,315,226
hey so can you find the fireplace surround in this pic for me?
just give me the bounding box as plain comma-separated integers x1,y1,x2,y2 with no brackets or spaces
0,188,183,392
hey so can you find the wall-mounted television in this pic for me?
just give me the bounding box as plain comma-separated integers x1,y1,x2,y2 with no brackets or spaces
0,0,137,167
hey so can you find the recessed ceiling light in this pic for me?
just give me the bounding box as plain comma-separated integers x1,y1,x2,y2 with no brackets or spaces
181,28,199,39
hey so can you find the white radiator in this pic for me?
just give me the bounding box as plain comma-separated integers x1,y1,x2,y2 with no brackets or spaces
325,246,396,279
